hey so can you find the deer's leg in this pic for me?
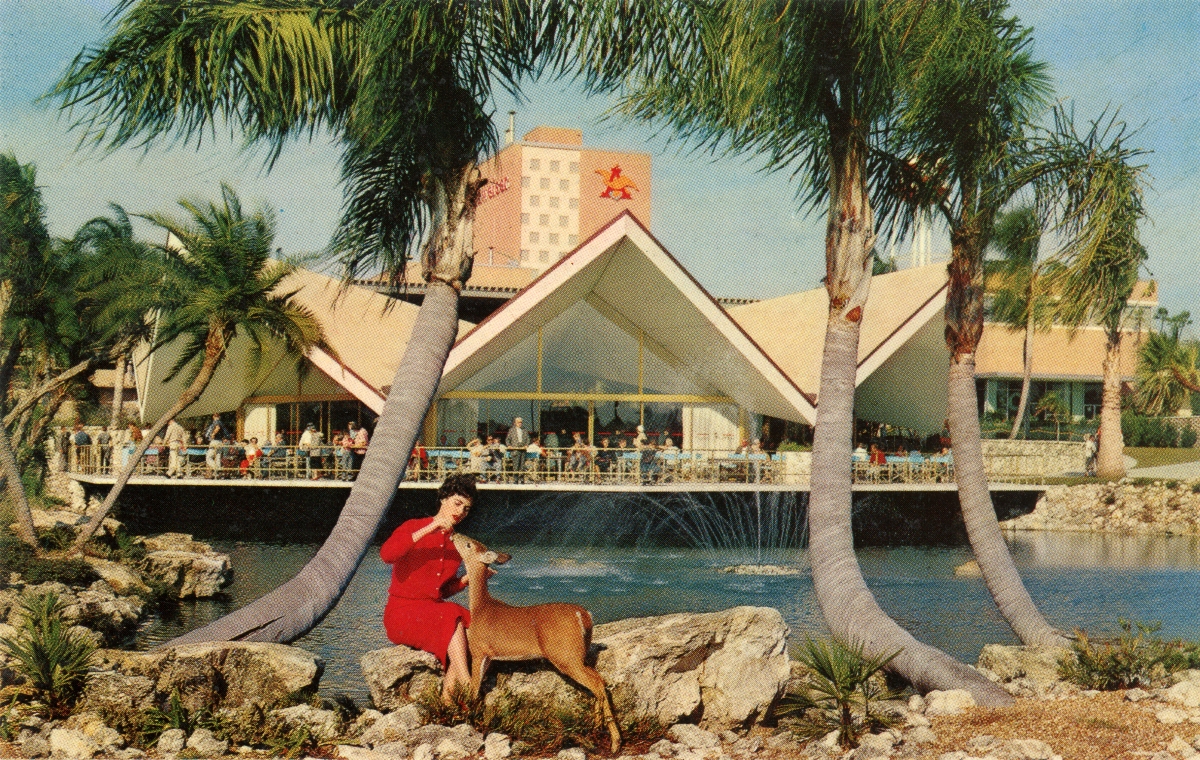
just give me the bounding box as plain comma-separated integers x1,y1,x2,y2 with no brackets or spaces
547,656,622,754
471,654,491,701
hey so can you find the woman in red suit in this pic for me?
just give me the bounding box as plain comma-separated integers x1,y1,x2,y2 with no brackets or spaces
380,473,476,703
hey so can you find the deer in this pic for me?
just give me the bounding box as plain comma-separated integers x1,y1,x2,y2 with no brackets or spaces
449,532,622,754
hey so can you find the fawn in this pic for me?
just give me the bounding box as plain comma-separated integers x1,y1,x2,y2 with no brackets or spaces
449,532,622,753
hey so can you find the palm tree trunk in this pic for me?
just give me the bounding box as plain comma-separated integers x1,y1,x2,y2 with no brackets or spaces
1008,310,1034,438
808,131,1010,704
109,354,128,429
0,281,36,546
1096,328,1125,480
163,281,461,644
74,333,226,548
0,333,24,414
945,234,1067,648
3,357,99,429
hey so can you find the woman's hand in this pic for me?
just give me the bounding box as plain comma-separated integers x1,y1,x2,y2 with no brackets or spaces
430,513,457,533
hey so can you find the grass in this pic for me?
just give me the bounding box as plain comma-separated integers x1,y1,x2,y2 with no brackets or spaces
1124,446,1200,469
1058,619,1200,691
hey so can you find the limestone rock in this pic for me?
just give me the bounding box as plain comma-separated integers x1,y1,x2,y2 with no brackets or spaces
924,690,976,717
157,728,186,754
360,704,426,747
484,733,512,760
1166,680,1200,708
953,560,981,578
905,726,937,744
140,549,232,598
81,558,150,597
186,727,229,756
49,728,97,759
84,642,322,714
63,712,123,753
856,732,897,752
557,749,587,760
361,646,445,711
337,746,389,760
273,704,341,742
19,732,50,758
413,743,435,760
1001,738,1055,760
976,645,1070,687
1158,708,1189,725
1168,736,1199,758
669,724,720,750
1125,687,1151,702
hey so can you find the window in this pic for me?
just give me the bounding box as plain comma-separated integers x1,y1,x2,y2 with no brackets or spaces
559,178,569,191
521,176,530,188
569,197,579,209
539,250,549,262
520,249,530,262
529,195,539,206
529,158,540,170
539,177,550,189
528,231,539,243
520,213,530,224
1083,383,1102,419
549,160,560,172
559,215,568,227
549,196,560,208
568,235,578,245
549,233,559,244
539,214,549,226
569,162,579,173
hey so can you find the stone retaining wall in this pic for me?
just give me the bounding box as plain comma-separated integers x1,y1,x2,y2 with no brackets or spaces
981,439,1086,478
1001,481,1200,534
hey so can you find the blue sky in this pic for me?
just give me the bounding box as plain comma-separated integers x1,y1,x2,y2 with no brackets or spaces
1,0,1197,320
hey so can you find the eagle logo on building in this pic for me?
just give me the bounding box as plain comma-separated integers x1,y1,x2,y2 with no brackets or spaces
595,165,639,200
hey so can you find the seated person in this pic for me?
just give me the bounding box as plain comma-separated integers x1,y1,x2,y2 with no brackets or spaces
240,437,262,478
484,436,506,478
869,444,886,466
852,444,869,462
908,448,925,463
466,437,486,474
594,437,615,473
567,433,591,472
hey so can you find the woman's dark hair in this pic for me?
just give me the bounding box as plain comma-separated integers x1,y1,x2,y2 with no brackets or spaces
437,473,477,503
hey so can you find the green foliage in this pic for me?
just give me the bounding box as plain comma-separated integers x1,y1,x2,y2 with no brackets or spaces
1122,411,1181,448
776,441,811,452
1135,331,1200,417
36,524,76,552
1059,620,1200,690
1182,428,1199,449
262,723,318,758
0,530,36,576
22,557,100,587
779,637,902,750
0,592,96,715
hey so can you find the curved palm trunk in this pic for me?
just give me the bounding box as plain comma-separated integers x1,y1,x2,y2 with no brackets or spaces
1008,310,1034,439
110,354,128,429
946,238,1067,648
1096,328,1125,480
4,357,99,429
165,281,460,644
74,334,226,547
809,135,1010,704
0,282,36,546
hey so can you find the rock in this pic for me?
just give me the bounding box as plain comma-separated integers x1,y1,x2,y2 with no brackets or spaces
84,642,322,714
1168,736,1199,758
361,646,445,711
1166,680,1200,708
924,690,976,717
360,704,426,746
157,728,186,753
905,726,937,744
907,694,926,714
1173,669,1200,684
557,749,587,760
337,746,389,760
1125,687,1151,702
140,549,232,598
905,712,931,728
1001,738,1055,759
436,737,475,759
186,727,229,756
81,558,151,597
115,749,145,760
142,532,215,554
75,670,156,730
669,724,721,749
413,743,435,760
63,712,123,753
936,754,967,760
856,732,897,752
649,739,679,756
68,580,143,645
953,559,981,577
19,733,50,758
49,728,97,759
1158,708,1190,725
484,733,512,760
27,509,86,531
273,704,341,742
976,645,1070,687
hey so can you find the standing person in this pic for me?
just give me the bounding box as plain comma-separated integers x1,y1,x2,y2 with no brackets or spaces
95,426,112,473
505,417,530,483
164,418,188,479
1084,433,1098,477
352,420,370,473
122,422,143,470
380,474,476,704
299,423,323,480
203,413,229,443
542,429,560,477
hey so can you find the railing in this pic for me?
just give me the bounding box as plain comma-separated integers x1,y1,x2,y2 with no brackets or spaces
66,445,1058,486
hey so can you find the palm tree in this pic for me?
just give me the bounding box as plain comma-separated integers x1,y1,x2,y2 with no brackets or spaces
54,1,561,641
1020,107,1149,481
889,1,1067,649
987,205,1052,438
73,185,325,547
1135,331,1200,416
573,0,1008,702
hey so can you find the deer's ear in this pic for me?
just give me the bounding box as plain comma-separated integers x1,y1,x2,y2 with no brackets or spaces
495,552,512,565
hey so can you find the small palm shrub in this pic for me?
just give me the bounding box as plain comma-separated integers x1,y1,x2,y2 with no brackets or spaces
779,637,902,750
0,530,35,576
1059,620,1200,690
0,592,96,716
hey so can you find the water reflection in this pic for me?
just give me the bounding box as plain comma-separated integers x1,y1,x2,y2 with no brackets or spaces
138,532,1200,706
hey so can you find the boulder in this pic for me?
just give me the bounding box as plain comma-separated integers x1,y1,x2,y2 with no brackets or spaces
924,690,976,716
83,642,322,715
1166,680,1200,708
359,705,426,747
976,645,1070,687
68,580,143,645
49,728,97,759
81,558,150,597
140,550,232,598
361,646,445,711
668,724,720,750
1157,708,1189,725
63,712,124,754
186,727,229,756
484,733,512,760
272,704,342,742
157,728,186,754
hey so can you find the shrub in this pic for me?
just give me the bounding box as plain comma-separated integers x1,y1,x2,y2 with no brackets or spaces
21,557,99,587
0,592,96,716
36,525,76,553
779,637,901,749
1059,620,1200,690
1182,427,1199,449
776,441,810,452
0,531,35,577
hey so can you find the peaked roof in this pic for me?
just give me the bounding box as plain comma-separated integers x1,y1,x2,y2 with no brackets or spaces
440,212,816,423
728,264,950,401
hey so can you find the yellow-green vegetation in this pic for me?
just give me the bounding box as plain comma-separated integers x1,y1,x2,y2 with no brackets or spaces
778,637,902,750
1125,446,1200,469
0,592,96,717
1059,620,1200,690
0,528,100,587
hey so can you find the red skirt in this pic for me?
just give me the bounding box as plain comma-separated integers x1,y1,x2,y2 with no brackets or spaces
383,596,470,668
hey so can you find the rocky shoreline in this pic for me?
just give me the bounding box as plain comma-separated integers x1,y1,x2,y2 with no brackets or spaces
1001,482,1200,535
